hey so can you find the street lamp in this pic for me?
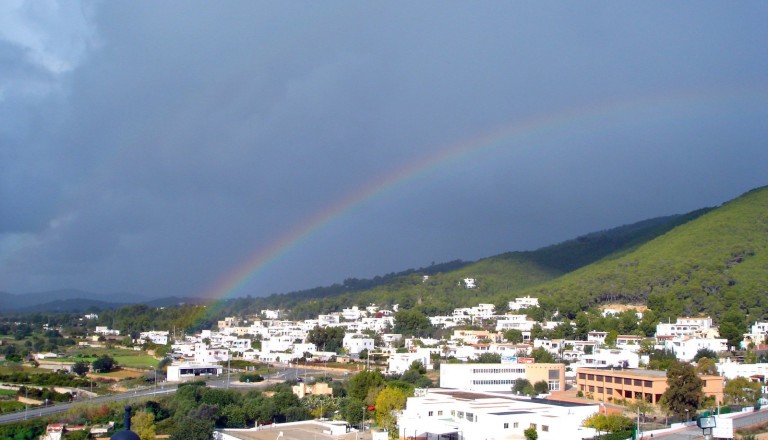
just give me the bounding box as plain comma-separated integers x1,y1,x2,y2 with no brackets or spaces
685,408,690,423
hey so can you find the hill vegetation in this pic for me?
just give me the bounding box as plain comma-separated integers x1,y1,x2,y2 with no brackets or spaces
209,202,713,320
524,186,768,323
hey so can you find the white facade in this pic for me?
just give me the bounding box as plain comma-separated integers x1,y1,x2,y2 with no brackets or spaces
388,351,432,374
397,389,598,440
342,306,363,321
570,348,639,369
343,333,374,354
462,278,477,289
470,304,496,319
663,336,727,362
261,309,281,320
496,315,536,332
656,316,713,337
138,331,169,345
717,360,768,380
194,343,230,363
381,333,403,347
167,362,223,382
94,326,120,336
440,363,565,393
318,314,341,326
742,321,768,348
508,295,540,311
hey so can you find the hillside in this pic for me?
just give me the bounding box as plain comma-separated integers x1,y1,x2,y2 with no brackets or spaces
218,206,711,319
523,186,768,322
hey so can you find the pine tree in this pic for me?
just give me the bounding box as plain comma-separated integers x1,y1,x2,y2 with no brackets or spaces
660,361,703,419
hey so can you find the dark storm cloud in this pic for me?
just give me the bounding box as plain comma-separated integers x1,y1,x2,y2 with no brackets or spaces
1,1,767,297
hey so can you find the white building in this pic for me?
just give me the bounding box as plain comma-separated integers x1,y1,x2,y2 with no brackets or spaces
94,326,120,336
742,322,768,348
430,316,465,329
571,348,640,370
496,315,536,332
587,331,607,345
717,360,768,381
470,304,495,319
194,343,230,363
656,316,713,338
508,295,540,311
388,351,432,374
380,333,403,347
342,306,363,321
663,336,727,362
440,362,566,393
397,389,599,440
167,362,223,382
318,314,341,326
343,333,374,355
462,278,477,289
261,309,282,320
138,331,169,346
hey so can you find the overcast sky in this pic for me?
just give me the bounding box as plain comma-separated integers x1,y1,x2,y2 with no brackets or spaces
1,1,767,300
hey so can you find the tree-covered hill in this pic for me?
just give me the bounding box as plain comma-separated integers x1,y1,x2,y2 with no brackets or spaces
213,202,712,320
523,186,768,322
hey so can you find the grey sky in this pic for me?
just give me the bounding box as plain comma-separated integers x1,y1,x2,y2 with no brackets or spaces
1,2,767,299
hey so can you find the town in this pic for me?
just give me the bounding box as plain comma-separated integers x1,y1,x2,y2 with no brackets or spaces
2,288,768,440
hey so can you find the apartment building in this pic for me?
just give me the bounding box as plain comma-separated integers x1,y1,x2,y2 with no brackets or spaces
440,362,565,392
576,367,723,404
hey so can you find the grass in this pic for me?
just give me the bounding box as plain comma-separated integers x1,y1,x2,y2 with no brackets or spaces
51,347,159,369
93,370,143,380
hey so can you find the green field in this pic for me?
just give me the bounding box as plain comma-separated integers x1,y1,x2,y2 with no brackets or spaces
46,348,159,369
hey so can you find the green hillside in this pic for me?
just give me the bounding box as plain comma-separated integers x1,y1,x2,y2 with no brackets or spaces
233,206,710,319
523,186,768,322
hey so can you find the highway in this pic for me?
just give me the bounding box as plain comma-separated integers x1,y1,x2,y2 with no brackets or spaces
0,365,343,426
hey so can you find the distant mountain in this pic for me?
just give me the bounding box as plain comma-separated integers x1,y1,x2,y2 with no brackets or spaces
15,298,130,313
0,288,155,313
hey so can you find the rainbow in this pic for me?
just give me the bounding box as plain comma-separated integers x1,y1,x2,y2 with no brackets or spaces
199,85,767,303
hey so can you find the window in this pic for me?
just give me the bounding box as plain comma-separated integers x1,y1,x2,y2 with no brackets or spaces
634,379,642,386
579,373,586,379
428,411,433,417
438,411,443,416
605,376,613,383
624,378,632,385
530,423,537,430
587,374,595,380
644,380,652,387
596,375,604,381
542,425,549,432
504,423,509,429
513,422,519,428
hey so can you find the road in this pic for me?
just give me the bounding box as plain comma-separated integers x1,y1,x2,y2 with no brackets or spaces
0,384,177,425
0,365,346,426
647,409,768,439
